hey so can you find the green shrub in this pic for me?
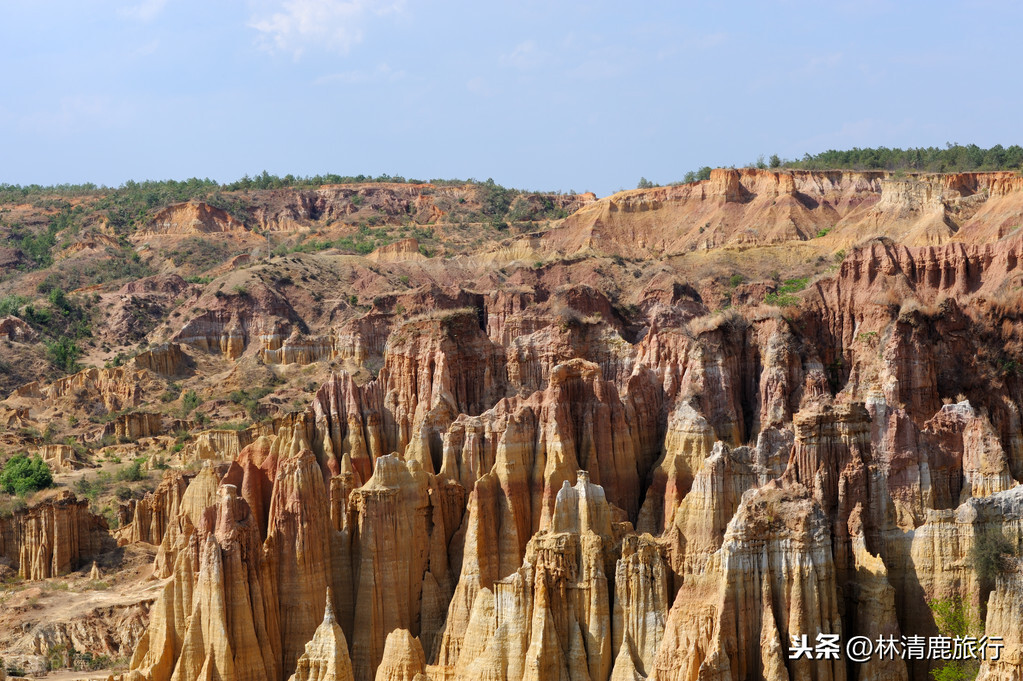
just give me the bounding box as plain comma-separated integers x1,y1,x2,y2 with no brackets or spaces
75,472,112,501
928,596,982,681
115,459,145,483
780,144,1023,173
679,167,713,184
973,529,1012,586
776,277,809,294
0,295,28,317
165,238,232,271
764,293,799,307
181,390,202,415
228,386,273,420
45,336,82,374
764,277,810,307
160,382,182,402
0,454,54,495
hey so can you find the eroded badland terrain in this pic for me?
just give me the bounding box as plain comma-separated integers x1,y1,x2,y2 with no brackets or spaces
0,168,1022,681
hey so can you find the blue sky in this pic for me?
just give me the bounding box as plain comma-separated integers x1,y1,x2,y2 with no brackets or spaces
2,0,1021,196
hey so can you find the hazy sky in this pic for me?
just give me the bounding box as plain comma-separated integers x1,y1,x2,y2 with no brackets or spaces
2,1,1021,196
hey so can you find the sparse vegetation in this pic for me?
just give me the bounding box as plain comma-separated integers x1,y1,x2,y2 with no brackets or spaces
75,471,114,504
46,336,82,374
181,390,202,415
115,459,146,483
160,382,183,402
677,167,713,184
927,596,982,681
779,143,1023,173
973,529,1012,588
6,285,95,375
764,277,810,307
166,237,233,272
0,295,28,317
228,385,275,420
6,205,76,270
45,642,121,673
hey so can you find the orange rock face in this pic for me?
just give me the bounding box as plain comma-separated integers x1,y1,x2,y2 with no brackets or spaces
0,491,109,580
545,168,1023,256
137,201,249,237
117,470,190,546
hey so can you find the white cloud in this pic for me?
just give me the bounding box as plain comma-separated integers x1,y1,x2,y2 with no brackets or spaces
500,40,545,70
249,0,406,58
120,0,169,22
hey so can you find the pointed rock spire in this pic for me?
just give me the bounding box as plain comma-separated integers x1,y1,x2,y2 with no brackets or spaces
286,589,354,681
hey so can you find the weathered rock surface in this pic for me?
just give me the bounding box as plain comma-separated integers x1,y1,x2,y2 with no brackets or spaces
977,559,1023,681
137,201,248,237
34,443,83,473
374,629,426,681
187,427,255,462
651,482,845,681
0,492,110,580
117,470,190,546
104,411,163,440
0,315,37,343
546,169,1023,257
288,592,355,681
46,366,148,412
131,343,192,377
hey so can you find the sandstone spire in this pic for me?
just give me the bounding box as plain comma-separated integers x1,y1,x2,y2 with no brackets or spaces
287,589,354,681
374,629,426,681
